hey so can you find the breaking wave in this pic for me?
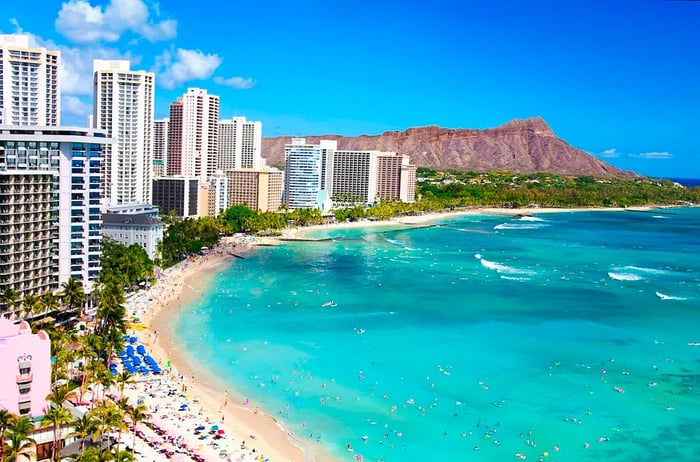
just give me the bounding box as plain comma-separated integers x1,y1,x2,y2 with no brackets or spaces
655,291,687,301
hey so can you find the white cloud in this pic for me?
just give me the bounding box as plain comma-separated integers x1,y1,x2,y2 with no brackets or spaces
55,0,176,43
637,151,673,160
600,148,619,158
62,95,92,119
213,76,256,89
155,48,222,89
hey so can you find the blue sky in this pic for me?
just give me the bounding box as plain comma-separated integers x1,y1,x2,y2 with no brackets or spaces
2,0,698,178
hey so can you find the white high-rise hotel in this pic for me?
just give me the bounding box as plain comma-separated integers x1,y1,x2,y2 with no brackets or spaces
0,35,60,126
218,117,263,170
0,35,107,309
93,60,154,205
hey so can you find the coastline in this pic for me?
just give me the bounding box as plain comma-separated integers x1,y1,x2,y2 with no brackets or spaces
132,240,338,462
279,205,661,239
124,204,685,461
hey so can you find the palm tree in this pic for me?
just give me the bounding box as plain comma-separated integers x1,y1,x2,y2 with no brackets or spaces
114,371,134,400
0,287,19,318
0,409,13,462
60,277,86,315
123,403,150,457
3,415,35,462
69,413,97,454
113,447,135,461
20,293,40,321
40,406,72,462
41,290,61,319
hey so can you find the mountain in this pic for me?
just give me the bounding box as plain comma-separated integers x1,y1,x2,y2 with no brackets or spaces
262,117,636,178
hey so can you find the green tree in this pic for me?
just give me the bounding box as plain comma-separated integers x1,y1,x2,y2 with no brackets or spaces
3,415,35,462
40,406,72,462
60,277,86,315
0,288,19,318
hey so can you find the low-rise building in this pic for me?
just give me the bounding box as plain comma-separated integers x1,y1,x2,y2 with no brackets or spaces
101,204,164,259
0,318,51,418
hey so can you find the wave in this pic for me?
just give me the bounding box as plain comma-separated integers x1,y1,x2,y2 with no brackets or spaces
518,216,545,222
655,291,687,301
608,272,643,281
619,265,667,275
500,275,531,281
476,255,536,276
494,223,549,230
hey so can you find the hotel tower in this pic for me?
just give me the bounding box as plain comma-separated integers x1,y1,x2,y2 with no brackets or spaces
218,116,263,170
0,34,60,127
167,88,219,182
93,59,155,205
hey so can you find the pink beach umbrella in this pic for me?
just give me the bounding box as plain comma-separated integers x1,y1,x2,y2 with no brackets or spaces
354,455,363,461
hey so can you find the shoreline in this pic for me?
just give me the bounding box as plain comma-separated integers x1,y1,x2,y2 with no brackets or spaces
123,204,687,461
132,240,337,462
279,205,668,239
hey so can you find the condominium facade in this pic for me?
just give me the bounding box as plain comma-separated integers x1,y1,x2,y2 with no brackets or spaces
93,60,155,205
283,138,416,210
283,138,335,211
377,153,416,203
152,176,199,218
167,88,219,182
327,150,378,206
101,204,164,260
199,173,228,217
0,319,51,418
0,126,109,301
225,167,283,212
218,117,263,170
0,34,60,127
153,118,168,177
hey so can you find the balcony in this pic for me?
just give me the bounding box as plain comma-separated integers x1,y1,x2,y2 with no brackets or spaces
16,372,33,384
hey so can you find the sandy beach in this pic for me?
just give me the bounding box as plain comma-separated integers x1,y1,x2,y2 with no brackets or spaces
120,238,319,462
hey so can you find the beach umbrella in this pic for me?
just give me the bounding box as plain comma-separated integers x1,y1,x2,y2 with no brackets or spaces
216,429,225,435
132,356,142,366
195,425,205,431
129,336,138,344
210,425,219,432
137,345,146,355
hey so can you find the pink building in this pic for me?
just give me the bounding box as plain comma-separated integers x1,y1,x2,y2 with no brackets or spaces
0,319,51,417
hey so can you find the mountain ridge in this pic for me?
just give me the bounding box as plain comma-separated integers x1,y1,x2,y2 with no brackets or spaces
262,117,637,178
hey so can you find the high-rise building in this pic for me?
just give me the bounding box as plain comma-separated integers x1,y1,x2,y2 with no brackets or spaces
283,138,335,211
0,34,60,127
93,60,155,206
377,153,416,203
199,173,229,217
283,138,416,211
225,167,283,213
152,176,199,218
327,150,378,206
153,118,168,177
218,117,263,170
0,126,109,305
167,88,219,182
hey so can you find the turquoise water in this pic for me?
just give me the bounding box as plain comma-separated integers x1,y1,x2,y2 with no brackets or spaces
174,209,700,462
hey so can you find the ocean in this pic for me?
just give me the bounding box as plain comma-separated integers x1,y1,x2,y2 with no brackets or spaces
174,208,700,462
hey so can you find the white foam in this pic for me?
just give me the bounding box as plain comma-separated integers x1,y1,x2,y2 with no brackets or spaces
621,265,667,275
519,216,545,222
655,291,687,301
652,215,668,219
500,275,531,281
474,253,483,260
608,272,643,281
494,223,548,230
481,258,535,276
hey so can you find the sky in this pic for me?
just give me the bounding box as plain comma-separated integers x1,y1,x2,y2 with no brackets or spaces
2,0,699,178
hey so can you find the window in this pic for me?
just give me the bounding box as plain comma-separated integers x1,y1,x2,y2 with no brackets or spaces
18,382,31,395
18,401,31,414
